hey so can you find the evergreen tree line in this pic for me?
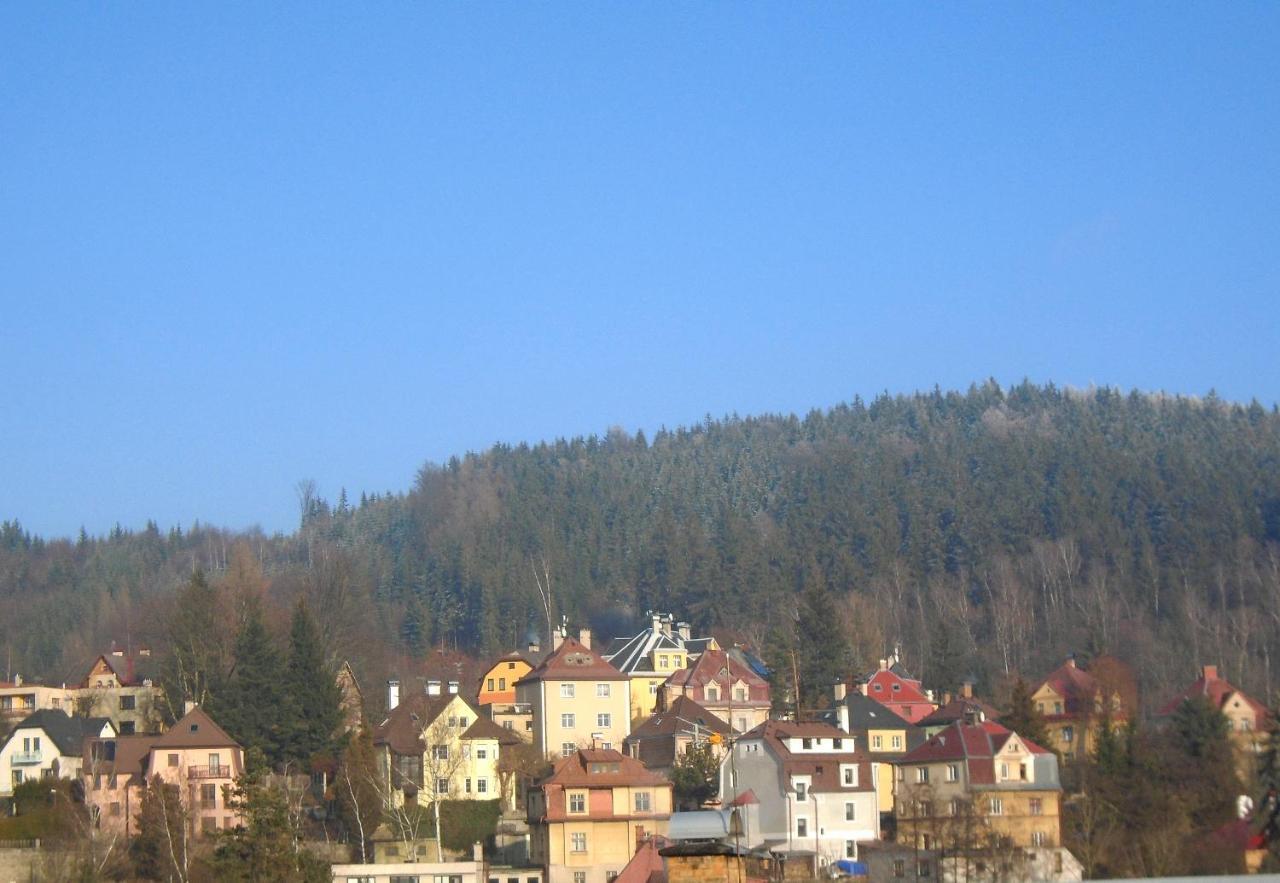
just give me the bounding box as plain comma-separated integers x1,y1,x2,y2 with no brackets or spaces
1,382,1279,717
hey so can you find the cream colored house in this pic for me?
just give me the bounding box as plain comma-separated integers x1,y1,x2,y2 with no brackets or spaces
515,635,632,760
374,684,520,808
528,747,672,883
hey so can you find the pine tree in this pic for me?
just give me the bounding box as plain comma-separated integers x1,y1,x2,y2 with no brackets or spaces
282,598,343,766
671,740,721,810
212,771,330,882
219,599,288,767
795,571,846,712
130,776,188,881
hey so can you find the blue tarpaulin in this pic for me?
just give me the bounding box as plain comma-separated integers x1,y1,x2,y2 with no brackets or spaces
833,860,868,877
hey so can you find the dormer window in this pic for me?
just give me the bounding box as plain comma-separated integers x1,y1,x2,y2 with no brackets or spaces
892,684,901,692
802,738,812,749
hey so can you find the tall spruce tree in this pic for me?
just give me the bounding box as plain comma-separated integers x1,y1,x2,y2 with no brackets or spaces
795,571,845,713
219,599,288,767
1002,678,1052,749
282,598,343,765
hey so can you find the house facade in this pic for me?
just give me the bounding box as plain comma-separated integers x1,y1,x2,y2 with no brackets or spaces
1030,656,1129,762
660,649,769,734
0,709,115,797
893,719,1063,855
1159,664,1268,770
826,685,923,815
515,635,632,760
83,706,245,840
528,747,672,883
719,720,880,866
860,655,937,725
623,694,730,779
374,687,515,807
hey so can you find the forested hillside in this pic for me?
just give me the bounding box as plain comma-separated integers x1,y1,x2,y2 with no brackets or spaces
3,381,1279,713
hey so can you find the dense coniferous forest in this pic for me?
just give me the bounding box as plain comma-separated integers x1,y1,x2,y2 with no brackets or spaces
3,381,1280,714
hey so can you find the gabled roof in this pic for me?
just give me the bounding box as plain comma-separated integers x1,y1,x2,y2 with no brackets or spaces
1158,666,1268,719
85,734,161,785
462,715,523,746
739,720,869,793
543,747,669,787
11,709,114,757
152,707,240,750
628,696,732,741
663,649,769,696
373,692,474,755
898,719,1053,784
516,637,629,683
863,668,930,705
917,697,1002,728
837,693,916,731
84,650,159,688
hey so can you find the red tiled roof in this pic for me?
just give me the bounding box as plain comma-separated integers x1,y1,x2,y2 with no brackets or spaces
899,720,1052,769
917,698,1001,728
864,669,930,705
543,747,669,788
1158,670,1268,720
663,649,769,698
516,637,629,683
1033,659,1101,718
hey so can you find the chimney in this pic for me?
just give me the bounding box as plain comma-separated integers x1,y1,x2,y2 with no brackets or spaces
184,700,196,715
942,691,953,706
1065,655,1077,669
925,689,935,703
447,680,459,695
138,647,151,657
1203,665,1219,681
527,641,541,656
651,612,662,635
838,700,850,734
677,622,692,642
878,658,888,672
858,681,869,697
833,681,847,702
553,620,566,651
13,674,21,687
388,679,401,711
473,841,484,862
427,679,442,696
961,680,974,699
579,628,592,650
661,615,673,638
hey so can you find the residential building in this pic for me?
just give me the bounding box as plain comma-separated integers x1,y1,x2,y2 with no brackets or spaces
480,649,540,707
893,718,1063,856
825,684,923,815
0,709,115,796
527,747,672,883
332,851,488,883
514,634,632,760
0,678,73,728
661,649,770,734
1030,656,1131,762
917,682,1002,738
603,613,719,721
719,720,880,866
624,695,731,779
374,684,518,808
1158,664,1268,769
859,654,937,725
83,705,245,840
75,650,165,734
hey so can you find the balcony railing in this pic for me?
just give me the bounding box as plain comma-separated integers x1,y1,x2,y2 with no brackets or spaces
10,751,42,765
187,765,229,780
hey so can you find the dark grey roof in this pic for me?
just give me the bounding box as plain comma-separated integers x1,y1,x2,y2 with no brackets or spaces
603,628,684,674
11,709,115,757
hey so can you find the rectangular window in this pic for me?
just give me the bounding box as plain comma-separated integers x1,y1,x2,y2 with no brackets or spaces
916,768,929,783
562,743,576,757
569,793,585,813
168,754,179,767
871,735,882,749
570,832,587,853
201,784,217,807
477,747,487,759
1030,798,1043,816
845,802,855,821
574,874,587,883
499,678,506,691
597,713,611,728
597,683,610,698
488,679,495,692
802,738,812,749
119,695,135,710
433,746,450,760
658,655,668,669
842,766,857,786
734,688,746,702
795,781,807,801
201,816,217,833
208,753,222,773
477,778,488,793
833,738,842,750
946,764,958,782
1000,762,1009,779
561,713,575,728
635,791,651,812
891,735,902,749
120,721,135,735
1062,726,1074,743
1031,831,1046,847
845,841,855,859
437,778,449,795
893,860,905,878
917,860,932,878
561,684,575,699
989,798,1003,816
11,771,22,786
465,778,472,794
797,818,808,837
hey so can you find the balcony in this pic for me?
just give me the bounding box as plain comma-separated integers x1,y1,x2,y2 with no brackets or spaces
10,751,42,765
187,765,230,780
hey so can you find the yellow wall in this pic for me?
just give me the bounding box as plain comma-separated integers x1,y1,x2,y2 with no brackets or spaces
522,679,632,760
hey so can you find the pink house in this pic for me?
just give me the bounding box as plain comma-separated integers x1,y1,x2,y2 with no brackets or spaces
84,706,245,840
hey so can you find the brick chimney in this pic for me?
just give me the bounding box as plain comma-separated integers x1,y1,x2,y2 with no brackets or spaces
387,679,401,711
1203,665,1219,681
1065,655,1077,669
961,680,974,699
579,628,592,650
427,679,442,696
833,680,847,702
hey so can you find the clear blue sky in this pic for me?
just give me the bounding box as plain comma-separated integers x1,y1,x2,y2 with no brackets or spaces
3,4,1278,539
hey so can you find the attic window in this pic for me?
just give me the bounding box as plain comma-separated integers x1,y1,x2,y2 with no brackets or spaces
873,684,882,691
566,654,591,666
892,684,901,692
190,724,199,732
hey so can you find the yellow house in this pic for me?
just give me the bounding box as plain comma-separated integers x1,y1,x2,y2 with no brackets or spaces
515,634,632,761
602,613,718,722
374,686,518,807
528,747,672,883
1030,657,1131,762
894,720,1062,853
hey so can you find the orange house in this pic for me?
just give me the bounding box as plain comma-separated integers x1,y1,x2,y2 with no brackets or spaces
478,650,538,706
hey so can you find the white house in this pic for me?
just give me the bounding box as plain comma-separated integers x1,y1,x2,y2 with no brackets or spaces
719,720,881,866
0,708,116,796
